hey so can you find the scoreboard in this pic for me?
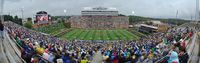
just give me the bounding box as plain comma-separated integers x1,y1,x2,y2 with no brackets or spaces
34,14,50,24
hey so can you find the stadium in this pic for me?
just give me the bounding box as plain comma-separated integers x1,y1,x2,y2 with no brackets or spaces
67,7,129,29
62,7,137,41
1,0,199,62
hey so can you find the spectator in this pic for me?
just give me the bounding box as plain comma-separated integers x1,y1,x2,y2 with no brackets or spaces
178,47,189,63
167,45,179,63
80,57,88,63
0,22,4,39
5,22,192,63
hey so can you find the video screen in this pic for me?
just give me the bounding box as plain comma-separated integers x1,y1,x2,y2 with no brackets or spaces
35,14,49,24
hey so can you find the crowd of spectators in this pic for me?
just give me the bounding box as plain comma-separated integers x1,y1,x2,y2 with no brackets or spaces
5,21,191,63
69,16,129,29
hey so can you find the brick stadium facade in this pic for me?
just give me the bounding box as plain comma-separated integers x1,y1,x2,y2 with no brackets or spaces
66,7,129,29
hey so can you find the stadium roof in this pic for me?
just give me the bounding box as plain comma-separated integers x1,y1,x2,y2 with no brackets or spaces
36,11,48,14
82,7,117,11
140,24,158,29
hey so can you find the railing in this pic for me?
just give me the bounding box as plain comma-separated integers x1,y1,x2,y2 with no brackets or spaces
199,58,200,63
155,26,194,63
187,31,200,63
4,30,26,63
10,35,51,63
5,28,51,63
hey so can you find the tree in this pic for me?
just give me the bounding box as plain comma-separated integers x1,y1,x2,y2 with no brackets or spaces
149,22,153,25
64,22,71,28
12,15,22,25
27,18,32,21
128,16,150,24
3,15,13,21
118,14,125,16
16,18,23,25
58,20,62,23
14,15,18,20
24,21,33,29
144,21,152,25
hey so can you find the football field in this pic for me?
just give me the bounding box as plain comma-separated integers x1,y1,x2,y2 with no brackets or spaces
60,29,140,40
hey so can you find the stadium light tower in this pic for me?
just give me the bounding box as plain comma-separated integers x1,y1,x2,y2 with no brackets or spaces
196,0,199,22
194,0,199,29
132,11,135,16
0,0,4,23
21,7,25,25
21,7,24,20
176,10,178,19
64,9,67,16
64,9,67,13
64,9,67,20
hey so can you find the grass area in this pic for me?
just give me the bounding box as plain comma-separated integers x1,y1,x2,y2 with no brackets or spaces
33,22,65,35
60,29,140,41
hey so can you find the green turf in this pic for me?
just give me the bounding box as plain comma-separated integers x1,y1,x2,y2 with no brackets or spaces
60,29,139,41
84,30,95,40
77,30,88,40
102,30,109,40
33,22,65,35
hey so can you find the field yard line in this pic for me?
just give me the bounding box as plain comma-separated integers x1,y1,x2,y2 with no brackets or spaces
122,30,135,39
109,30,118,40
88,30,93,40
59,29,141,41
64,29,78,37
98,30,102,40
133,30,142,39
116,30,127,40
102,30,109,40
93,30,97,40
65,29,79,39
132,30,146,37
113,30,122,40
121,30,133,40
71,29,84,40
94,30,98,40
77,30,87,40
124,30,137,40
105,30,109,40
113,30,121,40
82,30,90,40
85,30,94,40
106,30,113,40
97,30,101,40
101,30,106,40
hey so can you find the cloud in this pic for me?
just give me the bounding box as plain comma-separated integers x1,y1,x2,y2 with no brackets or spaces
2,0,197,19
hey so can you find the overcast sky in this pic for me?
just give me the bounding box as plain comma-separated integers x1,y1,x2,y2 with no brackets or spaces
1,0,197,19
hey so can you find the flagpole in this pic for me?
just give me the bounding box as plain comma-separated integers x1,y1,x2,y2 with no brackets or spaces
176,10,178,19
196,0,199,22
195,0,199,29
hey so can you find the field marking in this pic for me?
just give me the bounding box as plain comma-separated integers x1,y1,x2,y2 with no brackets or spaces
60,29,138,40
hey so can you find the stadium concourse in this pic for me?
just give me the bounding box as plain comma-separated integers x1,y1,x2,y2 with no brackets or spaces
2,21,196,63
